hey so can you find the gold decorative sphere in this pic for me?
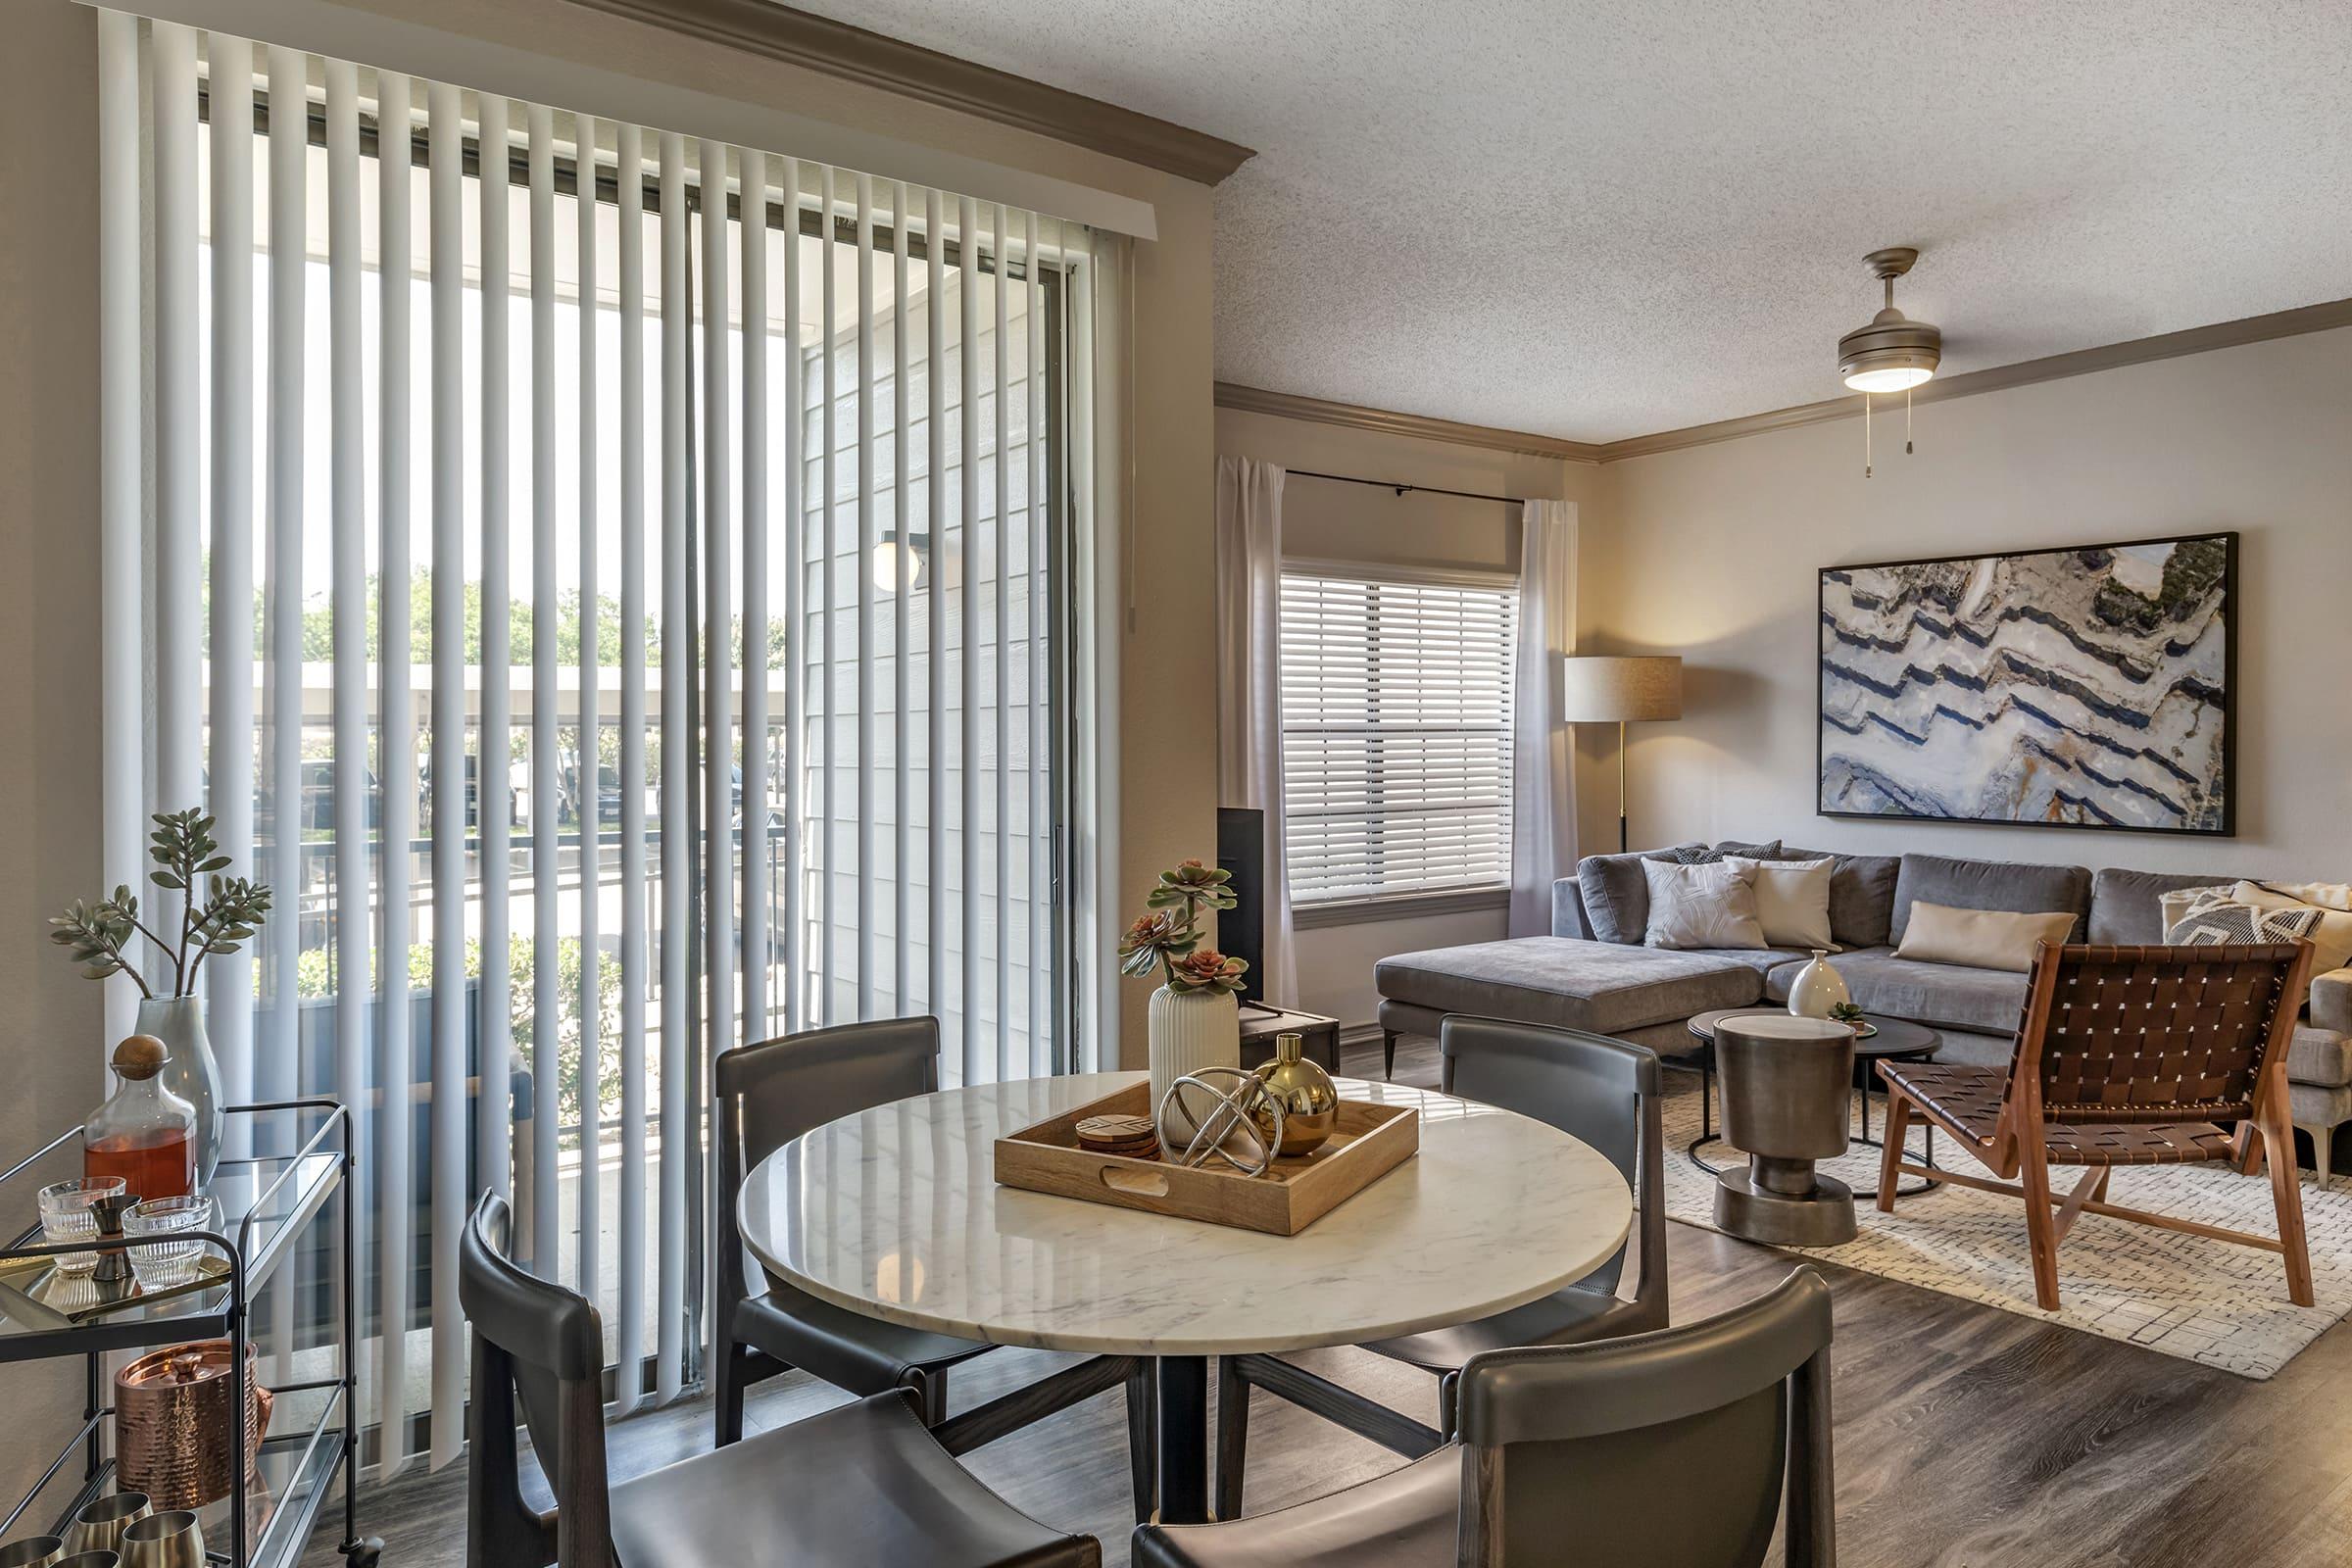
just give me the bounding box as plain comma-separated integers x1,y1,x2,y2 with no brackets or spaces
1252,1033,1339,1157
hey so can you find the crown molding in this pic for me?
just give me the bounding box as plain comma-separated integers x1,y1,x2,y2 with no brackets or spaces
1223,297,2352,466
1598,295,2352,462
1213,382,1606,463
558,0,1255,185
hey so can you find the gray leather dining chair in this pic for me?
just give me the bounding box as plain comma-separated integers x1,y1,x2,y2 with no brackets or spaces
715,1016,1156,1518
459,1193,1101,1568
1215,1016,1668,1515
1138,1267,1836,1568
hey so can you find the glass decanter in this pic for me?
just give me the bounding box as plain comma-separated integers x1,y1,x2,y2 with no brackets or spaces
84,1034,198,1199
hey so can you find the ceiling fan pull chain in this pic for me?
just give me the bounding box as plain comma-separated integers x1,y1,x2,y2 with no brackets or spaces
1906,382,1915,455
1864,391,1873,478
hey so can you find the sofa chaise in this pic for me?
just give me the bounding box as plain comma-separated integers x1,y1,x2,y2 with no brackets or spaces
1374,844,2352,1182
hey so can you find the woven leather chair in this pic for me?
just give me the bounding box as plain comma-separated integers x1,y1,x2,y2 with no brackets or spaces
1877,940,2317,1312
1138,1268,1835,1568
1214,1017,1667,1517
715,1017,1155,1518
459,1193,1100,1568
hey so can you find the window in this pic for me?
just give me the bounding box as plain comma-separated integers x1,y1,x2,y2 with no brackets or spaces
1279,569,1517,905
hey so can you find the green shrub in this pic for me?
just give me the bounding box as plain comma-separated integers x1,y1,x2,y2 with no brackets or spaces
289,936,624,1136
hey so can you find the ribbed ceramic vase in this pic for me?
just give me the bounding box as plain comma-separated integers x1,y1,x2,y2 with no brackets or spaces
1785,950,1851,1020
1147,986,1241,1116
134,997,224,1189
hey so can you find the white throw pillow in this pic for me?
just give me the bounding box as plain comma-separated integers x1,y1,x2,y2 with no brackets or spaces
1894,901,2075,973
1641,859,1766,951
1726,856,1836,951
2263,880,2352,913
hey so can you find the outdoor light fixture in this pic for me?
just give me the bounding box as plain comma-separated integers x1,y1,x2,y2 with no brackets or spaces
871,529,931,592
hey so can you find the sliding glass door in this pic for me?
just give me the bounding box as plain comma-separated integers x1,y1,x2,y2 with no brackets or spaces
102,12,1094,1475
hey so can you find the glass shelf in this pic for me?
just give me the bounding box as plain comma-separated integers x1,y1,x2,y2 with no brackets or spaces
33,1418,347,1568
201,1400,349,1568
0,1150,341,1363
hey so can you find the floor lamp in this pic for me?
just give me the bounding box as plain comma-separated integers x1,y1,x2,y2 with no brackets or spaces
1562,656,1684,854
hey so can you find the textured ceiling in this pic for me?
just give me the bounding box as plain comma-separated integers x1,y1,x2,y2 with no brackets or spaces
787,1,2352,443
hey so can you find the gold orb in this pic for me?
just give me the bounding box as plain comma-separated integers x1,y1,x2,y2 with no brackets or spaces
1252,1033,1339,1157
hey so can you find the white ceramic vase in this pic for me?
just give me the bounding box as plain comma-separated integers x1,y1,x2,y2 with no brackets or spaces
1148,985,1241,1116
1785,950,1851,1019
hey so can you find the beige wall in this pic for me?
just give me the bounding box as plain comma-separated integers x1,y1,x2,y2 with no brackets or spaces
0,0,108,1505
1584,325,2352,881
1214,408,1597,1032
1216,407,1592,575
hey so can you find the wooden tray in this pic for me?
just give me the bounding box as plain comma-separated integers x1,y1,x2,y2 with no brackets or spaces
994,1083,1419,1236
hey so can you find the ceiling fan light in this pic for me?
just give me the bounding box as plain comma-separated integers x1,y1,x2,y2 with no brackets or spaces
1843,363,1936,393
1837,248,1941,396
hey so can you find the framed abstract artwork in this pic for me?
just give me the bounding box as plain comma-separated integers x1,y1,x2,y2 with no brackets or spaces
1818,532,2236,835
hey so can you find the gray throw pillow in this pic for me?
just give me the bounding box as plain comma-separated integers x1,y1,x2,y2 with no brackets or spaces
1662,839,1783,866
1889,853,2091,946
1577,845,1705,944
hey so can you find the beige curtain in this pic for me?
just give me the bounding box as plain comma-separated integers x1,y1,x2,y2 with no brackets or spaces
1214,456,1298,1005
1510,500,1580,936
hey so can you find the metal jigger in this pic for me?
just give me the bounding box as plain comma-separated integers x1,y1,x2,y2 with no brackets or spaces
90,1192,141,1286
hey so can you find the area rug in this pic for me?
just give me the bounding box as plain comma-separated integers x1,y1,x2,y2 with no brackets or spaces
1655,1076,2352,1378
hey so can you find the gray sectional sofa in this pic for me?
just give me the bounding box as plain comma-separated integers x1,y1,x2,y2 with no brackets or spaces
1374,842,2352,1181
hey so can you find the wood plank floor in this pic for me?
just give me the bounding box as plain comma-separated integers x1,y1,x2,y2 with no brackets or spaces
309,1036,2352,1567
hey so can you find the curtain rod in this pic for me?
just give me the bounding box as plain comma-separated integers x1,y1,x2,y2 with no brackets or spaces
1287,468,1522,508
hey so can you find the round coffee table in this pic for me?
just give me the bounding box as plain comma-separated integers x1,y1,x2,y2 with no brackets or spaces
1685,1007,1944,1199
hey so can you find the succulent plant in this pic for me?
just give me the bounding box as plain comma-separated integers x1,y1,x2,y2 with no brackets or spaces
1827,1001,1867,1024
1167,948,1249,996
47,807,272,999
1118,910,1199,978
1147,858,1238,914
1123,858,1249,995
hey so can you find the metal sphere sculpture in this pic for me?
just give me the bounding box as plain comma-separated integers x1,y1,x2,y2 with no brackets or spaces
1154,1067,1287,1177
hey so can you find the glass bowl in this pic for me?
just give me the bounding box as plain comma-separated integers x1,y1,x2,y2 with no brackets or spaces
122,1195,213,1291
37,1177,127,1275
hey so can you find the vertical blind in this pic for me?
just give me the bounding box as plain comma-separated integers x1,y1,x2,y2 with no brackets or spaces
1279,569,1519,904
98,12,1102,1474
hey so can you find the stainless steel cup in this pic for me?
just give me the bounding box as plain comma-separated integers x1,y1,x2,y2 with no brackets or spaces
0,1537,66,1568
117,1512,203,1568
64,1493,148,1557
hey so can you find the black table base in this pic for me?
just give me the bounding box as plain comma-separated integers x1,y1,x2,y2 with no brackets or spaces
1157,1355,1211,1524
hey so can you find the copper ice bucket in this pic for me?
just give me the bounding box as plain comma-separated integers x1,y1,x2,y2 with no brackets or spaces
114,1341,272,1510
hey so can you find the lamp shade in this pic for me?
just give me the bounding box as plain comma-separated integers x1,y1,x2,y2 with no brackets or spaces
1561,656,1682,723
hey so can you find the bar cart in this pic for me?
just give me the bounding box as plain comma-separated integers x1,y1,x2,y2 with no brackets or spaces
0,1098,380,1566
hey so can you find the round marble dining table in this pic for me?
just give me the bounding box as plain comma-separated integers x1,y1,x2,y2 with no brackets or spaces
738,1070,1633,1525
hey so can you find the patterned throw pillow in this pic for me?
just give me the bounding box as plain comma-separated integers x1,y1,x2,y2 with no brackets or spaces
1661,839,1783,866
2158,884,2238,933
2163,897,2324,950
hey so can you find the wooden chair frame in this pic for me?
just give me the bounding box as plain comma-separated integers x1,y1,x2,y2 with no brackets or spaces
1876,940,2317,1312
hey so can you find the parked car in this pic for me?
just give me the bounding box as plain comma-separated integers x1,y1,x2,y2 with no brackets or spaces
418,753,525,833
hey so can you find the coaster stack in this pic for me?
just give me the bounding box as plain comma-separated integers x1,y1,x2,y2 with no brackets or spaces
1073,1113,1160,1161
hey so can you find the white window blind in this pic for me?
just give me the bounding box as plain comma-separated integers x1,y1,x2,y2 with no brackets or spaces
1279,571,1518,905
97,10,1104,1477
